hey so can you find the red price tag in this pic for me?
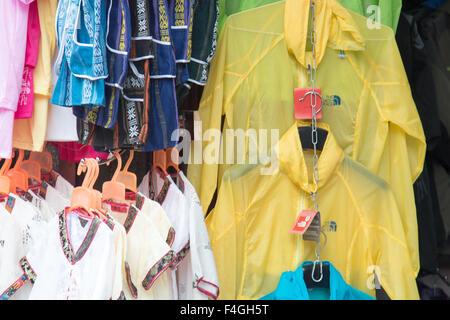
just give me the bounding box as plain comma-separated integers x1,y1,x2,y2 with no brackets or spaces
294,88,323,120
289,210,319,235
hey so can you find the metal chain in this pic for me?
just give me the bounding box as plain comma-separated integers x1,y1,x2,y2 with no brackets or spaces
308,0,322,262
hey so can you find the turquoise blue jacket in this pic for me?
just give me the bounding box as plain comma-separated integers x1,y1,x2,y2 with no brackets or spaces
260,261,375,300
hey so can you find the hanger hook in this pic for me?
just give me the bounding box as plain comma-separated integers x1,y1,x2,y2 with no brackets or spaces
311,230,327,283
311,260,323,283
112,150,122,181
123,150,134,173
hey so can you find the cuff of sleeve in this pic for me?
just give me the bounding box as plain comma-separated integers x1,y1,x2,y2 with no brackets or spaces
196,277,220,300
19,257,37,284
142,250,177,290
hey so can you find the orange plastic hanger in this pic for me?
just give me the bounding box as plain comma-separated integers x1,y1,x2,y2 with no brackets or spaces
102,150,126,202
30,143,53,173
85,158,108,221
152,149,168,175
67,159,95,217
7,149,28,193
166,147,179,174
0,159,12,195
116,150,137,193
1,158,16,194
21,156,42,185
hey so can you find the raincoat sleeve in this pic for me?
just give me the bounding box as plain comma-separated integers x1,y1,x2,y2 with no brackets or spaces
187,22,231,215
366,187,420,300
205,172,242,300
352,29,426,276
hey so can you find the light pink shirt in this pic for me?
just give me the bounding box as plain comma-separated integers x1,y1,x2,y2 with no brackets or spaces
0,0,34,158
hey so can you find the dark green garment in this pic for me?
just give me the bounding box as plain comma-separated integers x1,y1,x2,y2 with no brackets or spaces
217,0,402,34
188,0,220,85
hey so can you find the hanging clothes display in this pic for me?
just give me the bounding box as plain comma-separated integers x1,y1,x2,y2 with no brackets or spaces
0,151,220,301
188,0,426,281
0,0,449,304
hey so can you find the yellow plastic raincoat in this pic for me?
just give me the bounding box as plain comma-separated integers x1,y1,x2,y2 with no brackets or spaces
206,122,420,300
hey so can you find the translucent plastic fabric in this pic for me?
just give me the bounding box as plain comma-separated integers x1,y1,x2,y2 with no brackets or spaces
218,0,402,34
188,0,426,277
206,123,420,300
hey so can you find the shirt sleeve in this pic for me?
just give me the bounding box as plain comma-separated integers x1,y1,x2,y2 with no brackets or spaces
353,33,426,277
205,173,240,300
187,22,230,216
126,208,176,292
111,224,127,300
365,187,420,300
190,199,220,299
19,219,52,284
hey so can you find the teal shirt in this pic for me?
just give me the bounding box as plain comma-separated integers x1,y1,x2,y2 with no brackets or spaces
217,0,402,34
260,261,376,300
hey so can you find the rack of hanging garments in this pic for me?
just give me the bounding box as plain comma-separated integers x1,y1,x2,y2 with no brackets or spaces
0,149,219,300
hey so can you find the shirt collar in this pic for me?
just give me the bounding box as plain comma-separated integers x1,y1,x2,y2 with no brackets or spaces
284,0,365,68
277,121,344,193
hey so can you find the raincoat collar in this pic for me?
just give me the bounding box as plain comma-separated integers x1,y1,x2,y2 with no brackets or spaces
277,121,344,193
284,0,366,67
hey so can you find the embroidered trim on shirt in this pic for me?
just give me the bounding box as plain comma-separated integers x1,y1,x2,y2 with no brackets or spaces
149,169,171,205
59,211,74,263
117,290,126,300
135,192,144,210
105,218,116,230
142,249,177,290
124,205,139,233
59,210,101,264
196,277,220,300
0,274,29,299
125,261,138,299
166,226,175,247
21,192,34,203
171,241,190,269
73,217,101,263
19,257,37,284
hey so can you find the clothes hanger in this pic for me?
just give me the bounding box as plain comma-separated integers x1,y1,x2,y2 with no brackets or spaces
297,126,328,151
86,158,108,221
0,159,12,195
20,154,42,185
30,143,53,173
166,147,181,186
303,261,330,289
102,150,126,203
302,231,329,289
166,147,179,174
1,158,16,194
67,159,95,217
6,149,29,193
115,149,137,193
152,149,168,175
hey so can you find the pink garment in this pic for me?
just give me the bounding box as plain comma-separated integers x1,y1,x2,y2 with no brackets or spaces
15,0,40,119
52,142,109,163
0,0,34,158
